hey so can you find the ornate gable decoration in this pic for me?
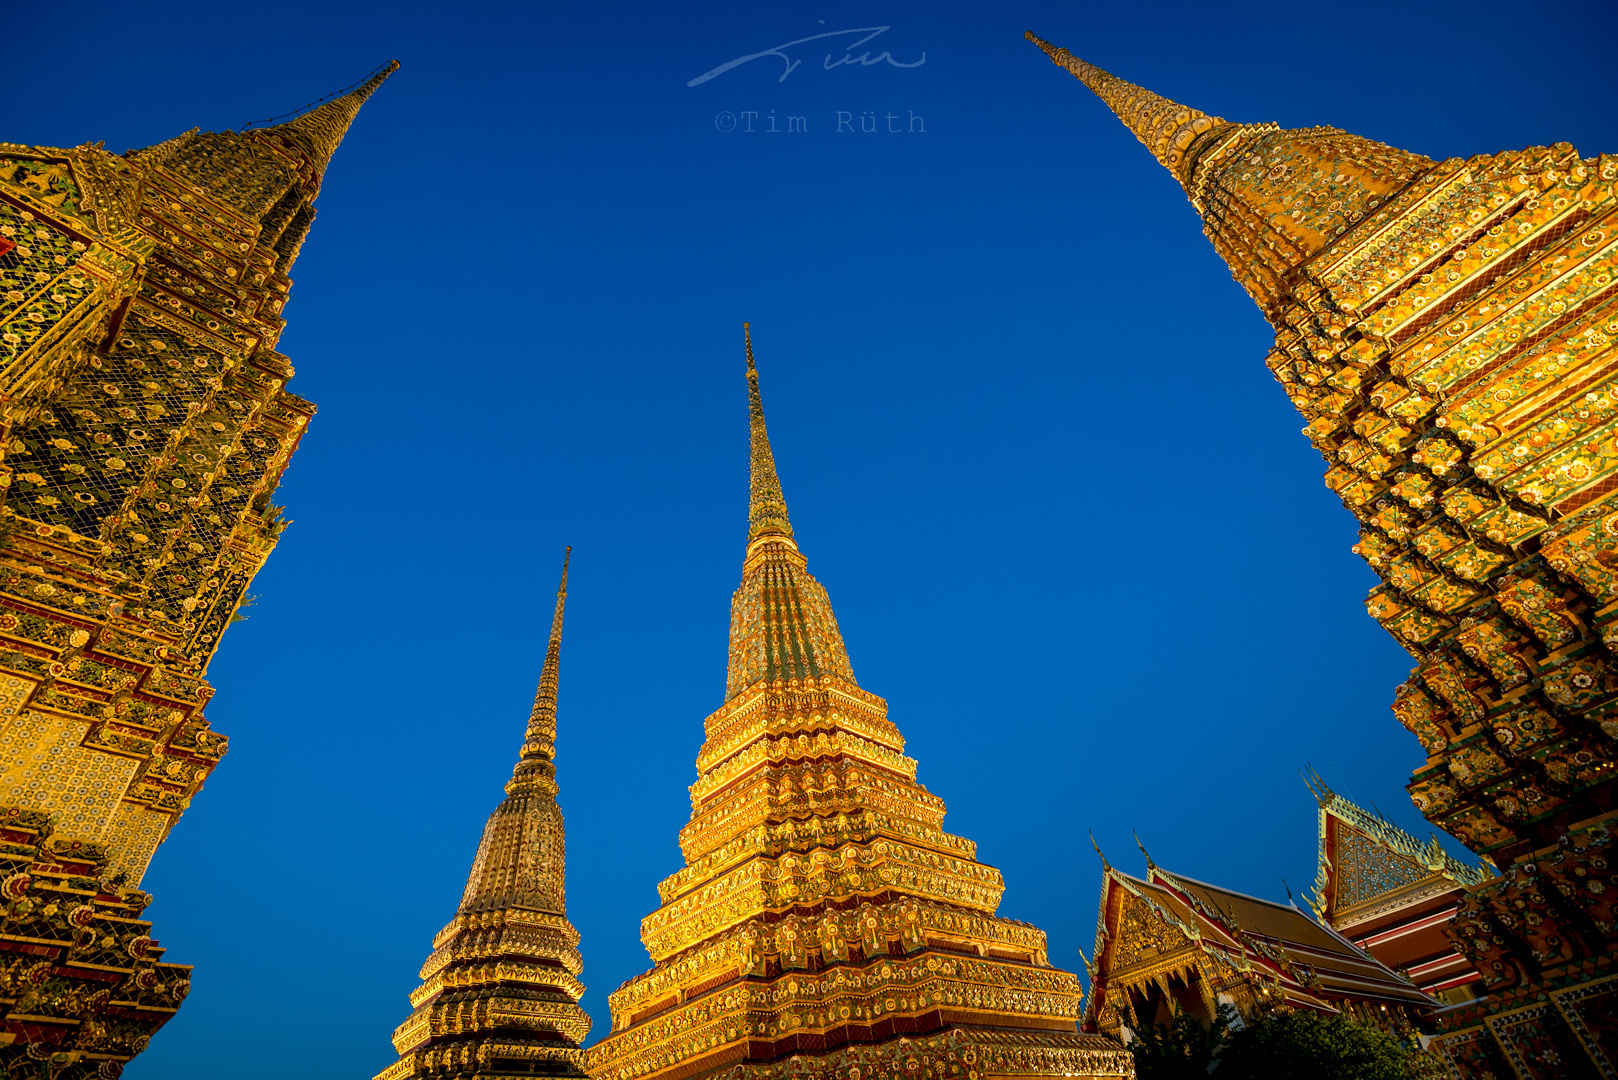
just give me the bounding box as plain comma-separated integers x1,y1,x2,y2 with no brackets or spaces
1307,777,1486,925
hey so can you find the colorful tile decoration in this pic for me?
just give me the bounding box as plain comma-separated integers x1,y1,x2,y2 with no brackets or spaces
583,328,1132,1080
376,552,593,1080
0,62,396,1075
1030,30,1618,1077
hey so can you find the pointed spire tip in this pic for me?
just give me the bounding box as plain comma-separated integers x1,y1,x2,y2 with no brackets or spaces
744,324,793,543
269,59,400,180
1025,33,1226,184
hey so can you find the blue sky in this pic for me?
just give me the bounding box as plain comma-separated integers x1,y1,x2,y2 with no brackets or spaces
8,1,1618,1077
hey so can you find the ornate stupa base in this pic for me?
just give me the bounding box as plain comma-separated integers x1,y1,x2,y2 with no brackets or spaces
589,1026,1131,1080
378,1041,587,1080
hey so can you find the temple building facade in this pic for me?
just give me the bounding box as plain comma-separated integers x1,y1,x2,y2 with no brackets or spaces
0,64,393,1074
1082,841,1434,1044
1307,775,1489,1005
582,327,1132,1080
377,552,592,1079
1029,31,1618,1077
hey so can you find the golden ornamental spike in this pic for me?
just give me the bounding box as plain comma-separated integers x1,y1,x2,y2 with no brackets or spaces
521,546,571,766
1025,32,1226,184
273,60,400,180
744,323,794,542
1025,32,1431,319
377,542,590,1078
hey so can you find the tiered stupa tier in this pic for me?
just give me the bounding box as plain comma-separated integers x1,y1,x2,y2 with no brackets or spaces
585,327,1130,1080
1028,31,1618,1074
378,552,591,1079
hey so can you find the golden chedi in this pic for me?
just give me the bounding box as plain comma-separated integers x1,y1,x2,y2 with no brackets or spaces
0,64,394,1074
1029,32,1618,1075
585,327,1130,1080
378,552,591,1079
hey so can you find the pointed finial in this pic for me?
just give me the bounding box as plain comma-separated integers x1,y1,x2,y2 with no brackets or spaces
520,547,570,766
550,546,571,642
1089,830,1113,873
270,60,400,183
1025,32,1226,184
1302,765,1334,805
1132,829,1158,870
744,323,794,542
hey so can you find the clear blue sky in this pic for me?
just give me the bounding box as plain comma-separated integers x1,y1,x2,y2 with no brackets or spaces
8,2,1617,1077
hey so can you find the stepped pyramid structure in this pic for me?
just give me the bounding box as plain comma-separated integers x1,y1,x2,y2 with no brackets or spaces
585,327,1130,1080
1029,31,1618,1076
378,551,591,1079
0,64,393,1073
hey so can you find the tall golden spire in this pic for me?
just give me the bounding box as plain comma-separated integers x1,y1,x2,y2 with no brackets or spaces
726,327,854,698
518,546,568,768
269,60,400,184
1030,29,1618,1068
745,322,794,542
586,324,1129,1080
123,60,399,244
0,60,393,1075
1026,32,1432,318
1024,32,1226,184
462,548,571,913
378,549,590,1080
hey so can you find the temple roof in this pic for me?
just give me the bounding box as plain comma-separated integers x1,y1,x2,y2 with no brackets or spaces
1306,775,1487,929
1084,844,1434,1034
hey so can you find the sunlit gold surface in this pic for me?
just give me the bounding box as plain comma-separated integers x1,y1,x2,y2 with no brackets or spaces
584,326,1130,1080
1030,32,1618,1076
377,553,592,1079
0,63,394,1073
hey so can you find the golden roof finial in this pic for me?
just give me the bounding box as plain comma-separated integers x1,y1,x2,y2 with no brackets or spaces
271,60,400,181
744,323,794,542
1089,830,1113,873
1025,32,1225,184
1132,829,1159,872
520,546,570,765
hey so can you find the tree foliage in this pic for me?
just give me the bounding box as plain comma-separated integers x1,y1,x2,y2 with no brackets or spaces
1124,1003,1231,1080
1124,1004,1416,1080
1218,1009,1414,1080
